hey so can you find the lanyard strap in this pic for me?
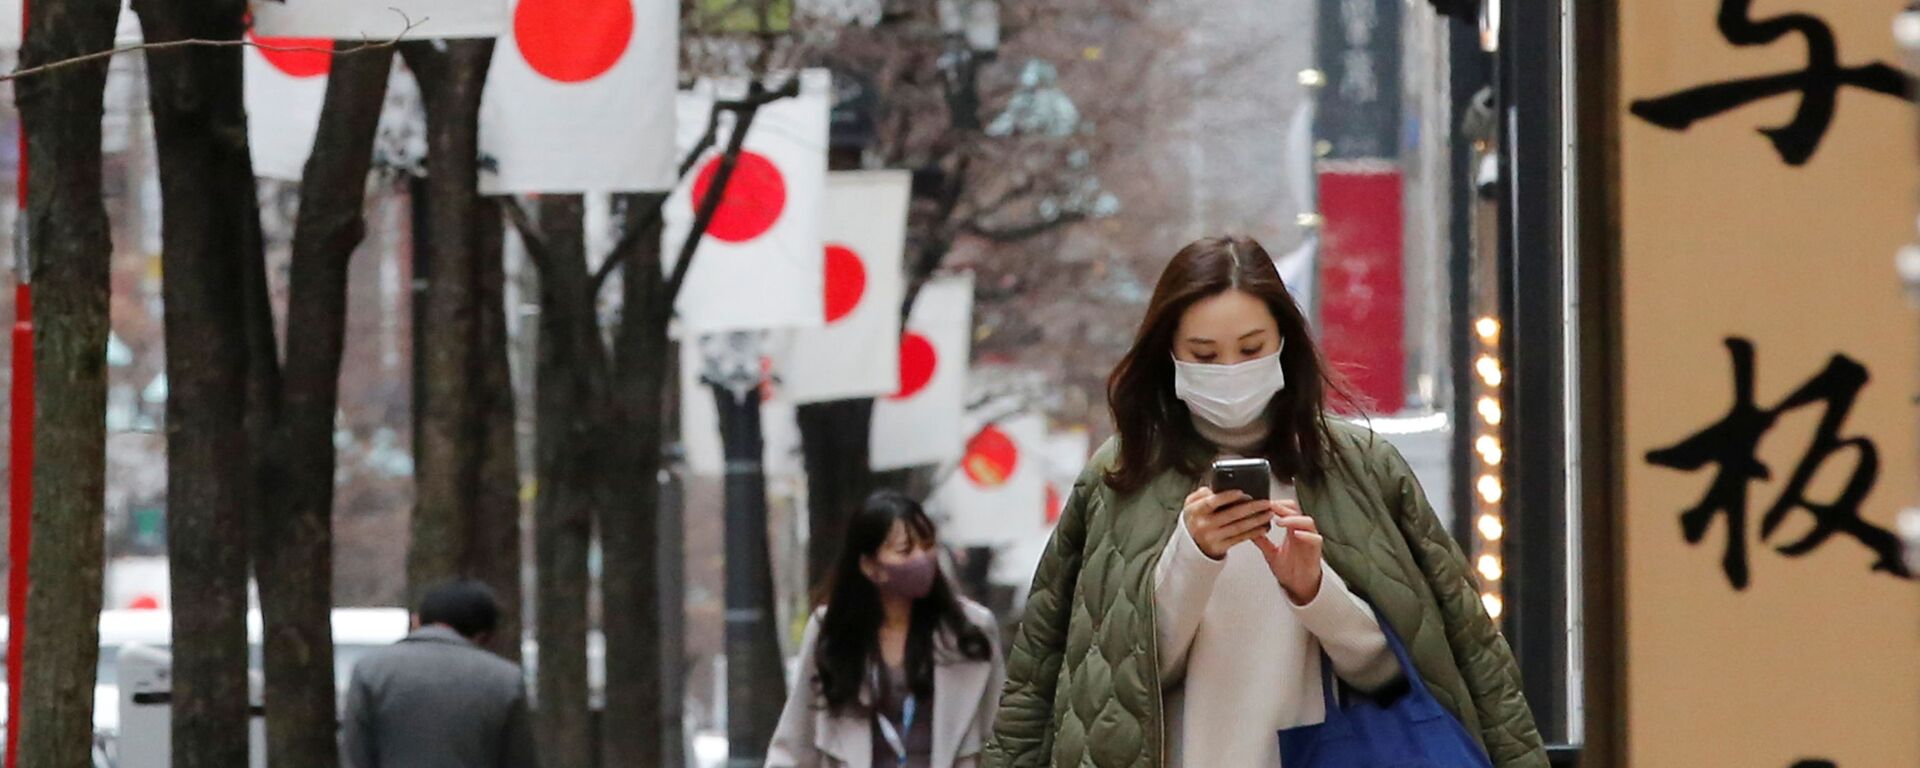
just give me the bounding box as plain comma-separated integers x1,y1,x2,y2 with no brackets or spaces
875,693,917,767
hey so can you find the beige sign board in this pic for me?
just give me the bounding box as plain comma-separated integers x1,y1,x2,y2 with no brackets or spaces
1619,0,1920,765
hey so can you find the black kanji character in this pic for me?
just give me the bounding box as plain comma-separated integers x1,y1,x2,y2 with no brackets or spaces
1629,0,1912,165
1645,338,1912,589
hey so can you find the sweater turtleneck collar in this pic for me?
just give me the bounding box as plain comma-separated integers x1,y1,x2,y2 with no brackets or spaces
1191,410,1271,456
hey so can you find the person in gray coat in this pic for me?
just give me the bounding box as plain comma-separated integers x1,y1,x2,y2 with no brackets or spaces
342,580,539,768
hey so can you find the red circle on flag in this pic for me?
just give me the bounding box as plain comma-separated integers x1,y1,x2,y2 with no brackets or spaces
824,244,867,323
129,595,161,610
891,332,937,400
251,33,333,78
514,0,634,83
692,152,787,243
1045,483,1063,524
963,426,1020,488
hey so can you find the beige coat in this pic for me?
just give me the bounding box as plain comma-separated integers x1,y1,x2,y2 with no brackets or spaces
767,600,1005,768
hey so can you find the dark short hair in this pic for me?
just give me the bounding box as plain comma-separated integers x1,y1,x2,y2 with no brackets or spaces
417,581,501,640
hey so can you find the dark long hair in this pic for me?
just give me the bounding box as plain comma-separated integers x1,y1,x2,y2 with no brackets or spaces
813,490,992,714
1105,235,1352,494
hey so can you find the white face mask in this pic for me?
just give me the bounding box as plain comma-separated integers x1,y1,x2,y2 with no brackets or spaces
1172,347,1286,430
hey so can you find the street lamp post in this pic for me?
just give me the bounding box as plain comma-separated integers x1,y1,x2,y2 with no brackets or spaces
702,330,786,768
656,442,689,768
937,0,998,133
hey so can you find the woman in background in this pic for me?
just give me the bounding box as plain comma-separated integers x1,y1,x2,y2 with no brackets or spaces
768,490,1004,768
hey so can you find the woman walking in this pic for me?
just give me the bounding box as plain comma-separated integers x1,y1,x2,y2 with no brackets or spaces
984,235,1546,767
769,491,1005,768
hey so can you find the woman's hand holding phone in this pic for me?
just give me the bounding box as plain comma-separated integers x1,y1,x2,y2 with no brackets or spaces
1181,487,1280,560
1253,500,1324,605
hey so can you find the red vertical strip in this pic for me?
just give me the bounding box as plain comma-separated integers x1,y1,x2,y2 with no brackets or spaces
8,0,30,763
1315,167,1405,414
6,286,29,768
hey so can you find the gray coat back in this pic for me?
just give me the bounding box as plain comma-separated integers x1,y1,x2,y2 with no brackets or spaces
341,625,539,768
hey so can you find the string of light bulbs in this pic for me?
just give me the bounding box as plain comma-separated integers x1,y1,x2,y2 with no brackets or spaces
1471,315,1505,619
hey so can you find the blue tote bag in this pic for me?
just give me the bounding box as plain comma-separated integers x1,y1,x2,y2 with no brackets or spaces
1276,607,1493,768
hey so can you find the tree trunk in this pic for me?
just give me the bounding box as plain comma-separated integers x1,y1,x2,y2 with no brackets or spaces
530,195,600,766
794,398,874,590
13,0,118,765
602,192,670,768
133,1,260,764
402,39,494,601
469,195,523,660
255,47,396,768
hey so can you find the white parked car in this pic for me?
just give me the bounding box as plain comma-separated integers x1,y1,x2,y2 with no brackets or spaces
0,607,411,737
2,607,626,767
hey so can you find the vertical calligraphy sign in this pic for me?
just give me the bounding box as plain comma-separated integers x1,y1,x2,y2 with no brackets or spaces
1619,0,1920,765
1314,0,1404,413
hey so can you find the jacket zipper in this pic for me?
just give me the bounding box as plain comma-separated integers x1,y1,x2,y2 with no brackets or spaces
1144,496,1175,768
1144,577,1168,768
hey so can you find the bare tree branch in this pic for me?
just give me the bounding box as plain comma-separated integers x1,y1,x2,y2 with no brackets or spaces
665,80,793,303
588,197,666,294
680,104,726,179
591,75,802,296
584,99,727,294
0,12,421,83
965,211,1089,243
964,175,1042,222
497,196,554,277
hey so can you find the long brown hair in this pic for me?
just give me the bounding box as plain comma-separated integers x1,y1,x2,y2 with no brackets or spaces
1104,235,1349,494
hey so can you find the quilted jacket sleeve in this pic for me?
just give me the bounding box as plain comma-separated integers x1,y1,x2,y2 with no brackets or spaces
982,473,1093,768
1371,439,1549,768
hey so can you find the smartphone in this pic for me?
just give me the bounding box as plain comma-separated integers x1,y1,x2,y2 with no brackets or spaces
1209,458,1272,502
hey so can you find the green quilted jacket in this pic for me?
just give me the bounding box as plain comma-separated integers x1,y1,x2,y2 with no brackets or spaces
982,422,1548,768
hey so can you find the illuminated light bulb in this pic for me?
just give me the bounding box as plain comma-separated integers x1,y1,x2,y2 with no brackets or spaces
1476,355,1503,387
1477,514,1505,541
1476,437,1504,466
1482,593,1504,618
1475,317,1500,342
1477,474,1503,503
1477,554,1504,581
1478,397,1503,425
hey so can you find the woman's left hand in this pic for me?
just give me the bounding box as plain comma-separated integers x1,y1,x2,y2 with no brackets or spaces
1252,501,1324,605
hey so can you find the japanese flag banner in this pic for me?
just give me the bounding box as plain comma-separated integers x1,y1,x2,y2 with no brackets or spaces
991,427,1092,588
678,338,802,478
244,32,333,181
250,0,507,40
931,412,1046,548
478,0,676,193
666,68,831,334
870,274,973,471
774,170,908,403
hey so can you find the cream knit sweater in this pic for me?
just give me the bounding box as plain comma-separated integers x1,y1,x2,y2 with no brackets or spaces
1153,417,1400,767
